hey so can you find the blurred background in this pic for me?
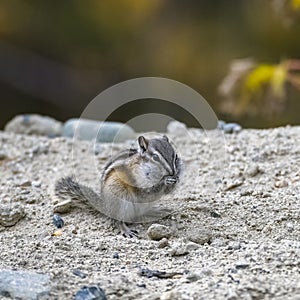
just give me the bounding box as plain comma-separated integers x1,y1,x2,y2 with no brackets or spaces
0,0,300,129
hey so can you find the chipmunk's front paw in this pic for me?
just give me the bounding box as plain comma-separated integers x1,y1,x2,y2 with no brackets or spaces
164,175,177,185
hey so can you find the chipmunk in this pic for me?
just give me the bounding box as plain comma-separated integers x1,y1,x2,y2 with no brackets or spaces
54,135,182,237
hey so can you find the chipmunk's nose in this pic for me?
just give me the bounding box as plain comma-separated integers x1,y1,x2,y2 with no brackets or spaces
170,168,176,176
171,163,178,176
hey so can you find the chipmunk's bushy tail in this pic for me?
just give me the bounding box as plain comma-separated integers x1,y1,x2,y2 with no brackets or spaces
54,176,102,213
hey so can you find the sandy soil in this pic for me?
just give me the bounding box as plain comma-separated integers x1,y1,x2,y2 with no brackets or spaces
0,126,300,300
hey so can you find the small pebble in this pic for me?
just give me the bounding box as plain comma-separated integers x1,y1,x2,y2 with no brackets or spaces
71,226,78,234
223,123,242,133
52,214,64,229
235,260,249,269
244,165,260,177
274,179,289,188
286,222,294,232
210,238,227,248
210,211,221,218
11,164,23,174
32,180,41,188
223,179,244,191
169,242,189,256
18,180,32,187
138,268,182,279
52,230,63,237
185,272,201,282
74,286,107,300
187,228,212,245
113,252,119,259
147,224,172,241
240,189,253,196
157,237,169,249
186,242,200,251
0,150,8,160
218,120,242,133
72,269,87,279
214,179,222,184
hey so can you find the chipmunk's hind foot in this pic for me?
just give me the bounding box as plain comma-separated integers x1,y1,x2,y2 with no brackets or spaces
119,221,138,238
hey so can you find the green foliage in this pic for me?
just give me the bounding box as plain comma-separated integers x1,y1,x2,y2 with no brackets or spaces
244,64,287,98
291,0,300,10
219,59,300,116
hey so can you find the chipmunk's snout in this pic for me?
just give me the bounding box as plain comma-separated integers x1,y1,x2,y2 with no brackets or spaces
171,154,180,176
170,165,178,176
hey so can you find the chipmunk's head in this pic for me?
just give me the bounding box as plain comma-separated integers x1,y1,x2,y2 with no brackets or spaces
138,135,181,177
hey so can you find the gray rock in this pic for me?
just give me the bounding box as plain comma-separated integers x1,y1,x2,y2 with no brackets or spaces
0,269,50,300
235,260,250,269
210,238,227,248
167,120,187,135
157,237,169,248
186,241,200,251
74,285,107,300
62,118,135,143
5,114,62,137
18,179,32,187
244,165,260,177
218,120,242,133
147,224,172,241
169,242,189,256
32,180,41,188
72,269,87,279
223,179,244,191
186,228,212,245
0,204,26,227
52,214,64,229
223,123,242,133
210,211,221,218
185,272,201,282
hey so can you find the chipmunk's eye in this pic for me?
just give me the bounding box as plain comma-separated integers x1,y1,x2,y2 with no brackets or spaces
152,154,160,161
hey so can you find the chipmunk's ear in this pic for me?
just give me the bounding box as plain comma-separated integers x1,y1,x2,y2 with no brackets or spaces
138,136,148,152
162,135,169,142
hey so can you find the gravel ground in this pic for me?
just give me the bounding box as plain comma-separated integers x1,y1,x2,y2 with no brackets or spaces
0,126,300,300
